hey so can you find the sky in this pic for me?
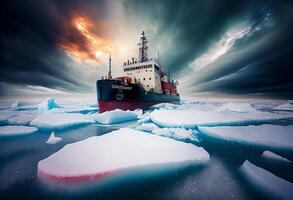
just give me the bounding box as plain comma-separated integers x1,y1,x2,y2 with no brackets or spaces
1,0,293,98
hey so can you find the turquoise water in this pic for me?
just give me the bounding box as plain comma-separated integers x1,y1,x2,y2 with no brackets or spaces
0,99,292,200
0,123,283,200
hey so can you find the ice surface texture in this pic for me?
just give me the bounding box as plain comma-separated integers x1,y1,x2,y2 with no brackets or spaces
240,161,293,200
150,110,293,128
198,125,293,155
30,113,94,130
38,128,209,180
0,126,38,136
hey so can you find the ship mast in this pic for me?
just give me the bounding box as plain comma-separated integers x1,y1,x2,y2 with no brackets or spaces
138,31,149,63
108,53,112,79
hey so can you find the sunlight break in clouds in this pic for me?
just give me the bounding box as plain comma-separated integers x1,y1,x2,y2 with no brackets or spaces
190,24,251,71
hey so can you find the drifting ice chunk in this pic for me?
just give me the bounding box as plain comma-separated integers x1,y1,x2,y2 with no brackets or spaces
135,123,159,132
150,103,179,110
152,128,198,143
150,110,293,128
216,103,255,112
261,151,291,163
46,132,62,144
38,98,62,112
0,126,38,136
38,128,209,180
92,109,139,124
30,113,94,130
240,160,293,200
198,125,293,154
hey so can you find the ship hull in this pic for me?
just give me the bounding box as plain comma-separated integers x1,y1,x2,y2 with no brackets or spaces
96,80,180,113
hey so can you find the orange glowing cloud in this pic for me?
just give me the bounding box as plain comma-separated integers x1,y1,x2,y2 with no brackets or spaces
59,16,111,64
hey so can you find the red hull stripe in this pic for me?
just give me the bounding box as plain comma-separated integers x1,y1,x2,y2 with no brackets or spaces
98,100,177,113
38,168,119,181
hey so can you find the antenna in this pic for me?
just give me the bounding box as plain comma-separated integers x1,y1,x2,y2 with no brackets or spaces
108,53,112,79
138,31,149,63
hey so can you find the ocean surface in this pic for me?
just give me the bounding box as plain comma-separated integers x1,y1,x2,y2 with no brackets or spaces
0,97,292,200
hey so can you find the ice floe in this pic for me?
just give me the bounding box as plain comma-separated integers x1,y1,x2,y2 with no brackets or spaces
38,128,209,180
91,109,140,124
30,113,94,130
8,114,38,125
198,125,293,154
0,126,38,136
150,110,293,128
216,103,256,112
135,122,159,132
240,160,293,200
46,132,62,144
261,151,291,163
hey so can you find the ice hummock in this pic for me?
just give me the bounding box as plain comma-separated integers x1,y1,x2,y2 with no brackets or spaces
198,125,293,155
216,102,256,112
150,110,293,128
0,125,38,136
30,113,94,130
151,127,199,143
38,128,209,180
240,160,293,200
135,122,159,132
91,109,140,124
38,98,62,112
46,132,62,144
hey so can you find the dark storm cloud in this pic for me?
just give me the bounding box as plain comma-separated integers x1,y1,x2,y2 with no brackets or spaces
186,1,293,97
1,0,293,98
0,0,106,95
125,0,293,98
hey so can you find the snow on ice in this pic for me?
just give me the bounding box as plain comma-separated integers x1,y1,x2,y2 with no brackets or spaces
240,160,293,200
38,128,209,180
198,125,293,155
46,132,62,144
91,109,140,124
150,110,293,128
0,126,38,136
30,113,94,130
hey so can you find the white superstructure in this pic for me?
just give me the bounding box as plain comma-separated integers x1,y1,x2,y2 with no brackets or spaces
122,31,164,93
